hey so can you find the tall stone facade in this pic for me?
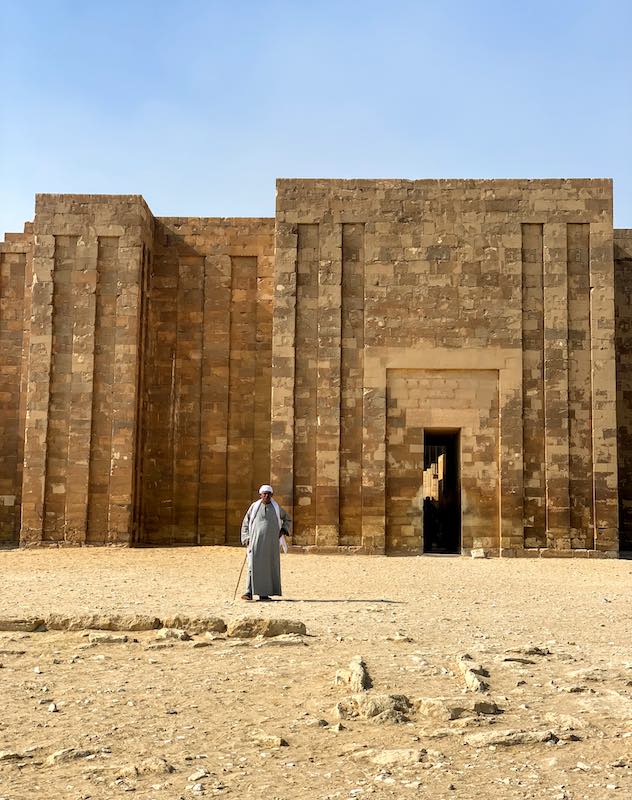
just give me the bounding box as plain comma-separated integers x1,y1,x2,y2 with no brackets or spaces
0,179,629,556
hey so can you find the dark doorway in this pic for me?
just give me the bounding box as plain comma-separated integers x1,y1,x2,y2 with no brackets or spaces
422,430,461,554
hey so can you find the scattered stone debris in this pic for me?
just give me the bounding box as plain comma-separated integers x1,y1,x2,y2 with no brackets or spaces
46,748,94,765
188,768,209,781
118,756,175,776
464,729,558,747
253,633,306,647
254,734,289,748
0,751,28,762
415,698,467,721
226,618,307,638
329,722,345,732
335,655,372,692
456,654,489,692
155,627,191,641
303,717,329,727
367,748,427,767
334,693,412,724
385,631,414,643
87,632,129,645
506,645,551,657
146,642,176,652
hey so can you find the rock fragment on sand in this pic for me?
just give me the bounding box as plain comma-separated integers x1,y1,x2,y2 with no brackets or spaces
226,618,306,638
335,693,412,724
0,617,44,632
415,698,466,721
118,756,175,776
155,627,191,641
335,655,371,692
0,751,26,761
464,729,558,747
369,749,426,767
456,656,489,692
253,633,306,647
46,748,94,765
162,615,226,634
254,734,289,748
88,632,129,645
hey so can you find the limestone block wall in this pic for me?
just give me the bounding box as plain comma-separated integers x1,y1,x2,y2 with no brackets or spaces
20,195,154,546
136,217,274,545
0,232,32,545
271,179,619,556
386,370,499,553
615,229,632,550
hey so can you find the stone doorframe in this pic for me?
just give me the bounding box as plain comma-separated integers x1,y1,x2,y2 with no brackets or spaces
361,347,522,556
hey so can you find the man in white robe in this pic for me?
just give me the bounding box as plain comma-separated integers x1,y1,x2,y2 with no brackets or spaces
240,484,291,601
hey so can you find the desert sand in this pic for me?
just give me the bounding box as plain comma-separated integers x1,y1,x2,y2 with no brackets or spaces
1,547,631,800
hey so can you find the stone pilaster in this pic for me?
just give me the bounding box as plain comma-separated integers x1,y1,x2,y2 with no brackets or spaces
590,220,619,554
315,222,342,547
543,223,571,550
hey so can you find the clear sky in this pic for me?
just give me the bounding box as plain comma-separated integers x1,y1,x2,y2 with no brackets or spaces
1,0,631,233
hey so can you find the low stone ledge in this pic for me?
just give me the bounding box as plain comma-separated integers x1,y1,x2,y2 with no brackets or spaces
0,617,45,632
0,613,311,637
226,618,307,638
44,614,161,631
162,614,226,634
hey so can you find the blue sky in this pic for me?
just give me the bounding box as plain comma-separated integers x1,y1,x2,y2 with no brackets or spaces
1,0,631,232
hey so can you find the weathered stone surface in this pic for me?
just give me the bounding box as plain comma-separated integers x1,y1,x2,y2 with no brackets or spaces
226,618,307,638
334,655,371,692
464,729,558,747
254,734,289,748
162,615,226,634
253,633,305,647
457,654,487,676
155,628,191,641
0,617,44,632
464,668,488,693
335,693,412,724
118,756,175,776
0,750,26,761
87,632,129,645
46,748,94,765
415,698,467,721
369,749,426,767
45,613,160,631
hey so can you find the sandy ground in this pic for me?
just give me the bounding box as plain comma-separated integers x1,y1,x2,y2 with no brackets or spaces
1,547,632,800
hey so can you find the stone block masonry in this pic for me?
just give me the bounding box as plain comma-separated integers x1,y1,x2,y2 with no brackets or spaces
272,179,619,557
0,179,628,556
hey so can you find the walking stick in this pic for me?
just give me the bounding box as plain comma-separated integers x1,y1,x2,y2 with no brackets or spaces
232,550,248,601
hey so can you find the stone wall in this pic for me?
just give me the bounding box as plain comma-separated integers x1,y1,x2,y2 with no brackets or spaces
136,217,274,545
20,195,153,546
615,229,632,551
0,182,625,556
271,179,619,556
0,231,32,545
2,195,274,547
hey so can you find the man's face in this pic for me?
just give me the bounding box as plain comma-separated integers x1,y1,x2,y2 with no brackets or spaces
260,491,272,505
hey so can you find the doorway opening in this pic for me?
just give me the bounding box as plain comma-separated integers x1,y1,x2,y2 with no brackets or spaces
422,430,461,554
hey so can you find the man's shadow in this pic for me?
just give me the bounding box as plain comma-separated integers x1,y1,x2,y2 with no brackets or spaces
274,598,403,604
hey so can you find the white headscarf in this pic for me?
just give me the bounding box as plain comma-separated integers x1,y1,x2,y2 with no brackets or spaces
259,484,273,494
